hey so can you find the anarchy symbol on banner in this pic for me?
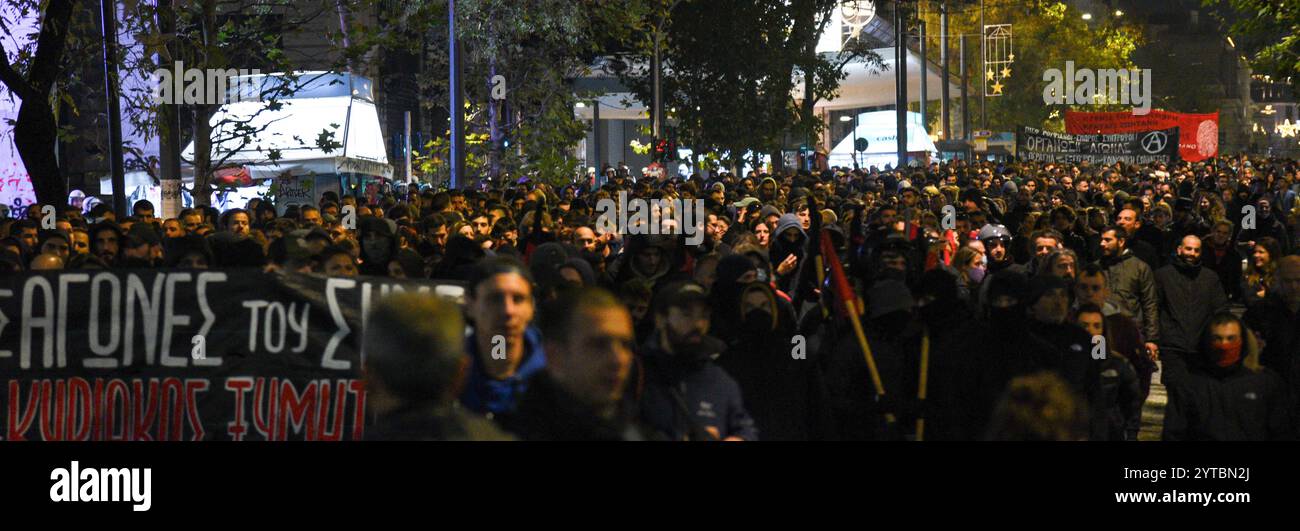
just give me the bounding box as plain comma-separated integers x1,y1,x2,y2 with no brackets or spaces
1141,131,1168,154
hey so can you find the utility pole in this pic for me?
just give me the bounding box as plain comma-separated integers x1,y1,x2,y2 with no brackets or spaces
919,5,927,138
895,0,908,169
449,0,464,189
158,0,182,218
101,0,126,215
940,1,950,142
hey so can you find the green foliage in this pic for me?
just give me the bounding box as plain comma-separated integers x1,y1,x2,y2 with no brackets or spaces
924,0,1143,132
1207,0,1300,90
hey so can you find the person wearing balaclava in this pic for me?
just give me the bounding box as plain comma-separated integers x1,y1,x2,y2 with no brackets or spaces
769,213,806,294
1163,312,1290,440
709,254,758,345
947,271,1062,439
715,282,833,440
1154,235,1229,387
357,216,399,276
819,279,915,440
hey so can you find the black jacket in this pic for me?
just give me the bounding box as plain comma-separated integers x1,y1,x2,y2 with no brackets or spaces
1163,362,1291,441
1155,260,1228,353
1245,294,1300,384
499,372,650,441
364,403,515,441
1202,244,1243,302
1091,354,1144,441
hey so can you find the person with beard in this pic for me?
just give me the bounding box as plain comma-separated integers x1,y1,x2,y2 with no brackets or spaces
638,281,757,441
1202,219,1243,301
501,288,649,441
1115,208,1161,269
357,216,399,276
950,271,1062,439
1155,235,1228,386
1163,313,1291,440
90,221,123,267
714,282,833,440
1097,225,1160,363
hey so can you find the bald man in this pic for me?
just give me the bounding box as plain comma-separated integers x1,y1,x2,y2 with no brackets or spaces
1154,235,1228,385
1246,256,1300,387
29,253,64,271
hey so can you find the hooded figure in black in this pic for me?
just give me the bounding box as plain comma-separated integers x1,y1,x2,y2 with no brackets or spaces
947,271,1064,439
1163,313,1291,440
769,213,807,294
709,254,758,344
819,279,916,440
358,216,399,276
714,282,834,440
908,269,973,440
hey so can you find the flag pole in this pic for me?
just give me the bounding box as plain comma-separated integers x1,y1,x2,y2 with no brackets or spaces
916,326,931,440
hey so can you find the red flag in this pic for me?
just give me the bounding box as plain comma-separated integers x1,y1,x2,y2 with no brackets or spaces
820,229,856,318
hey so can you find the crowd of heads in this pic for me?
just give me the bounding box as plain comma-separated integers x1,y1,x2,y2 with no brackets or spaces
7,153,1300,440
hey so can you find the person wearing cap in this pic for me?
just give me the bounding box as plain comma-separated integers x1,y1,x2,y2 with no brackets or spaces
460,257,546,417
638,281,757,441
37,230,70,262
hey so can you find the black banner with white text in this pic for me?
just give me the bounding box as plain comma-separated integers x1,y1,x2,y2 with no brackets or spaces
0,270,464,441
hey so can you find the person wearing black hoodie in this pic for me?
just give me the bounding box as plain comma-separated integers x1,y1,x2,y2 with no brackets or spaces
949,271,1064,439
714,281,833,440
1163,313,1291,440
357,216,399,276
1155,235,1228,386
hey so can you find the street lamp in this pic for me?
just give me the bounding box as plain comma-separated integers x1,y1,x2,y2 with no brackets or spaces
1081,12,1092,20
1114,10,1123,17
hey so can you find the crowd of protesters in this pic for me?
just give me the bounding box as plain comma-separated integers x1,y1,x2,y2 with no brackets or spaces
3,153,1300,441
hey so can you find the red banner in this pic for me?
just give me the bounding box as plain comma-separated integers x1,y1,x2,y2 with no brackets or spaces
1064,110,1219,162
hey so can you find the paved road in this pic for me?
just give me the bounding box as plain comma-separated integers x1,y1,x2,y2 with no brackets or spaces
1138,362,1167,441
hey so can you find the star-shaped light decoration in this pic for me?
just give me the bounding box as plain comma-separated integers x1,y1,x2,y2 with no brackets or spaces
986,69,995,81
1000,66,1012,78
991,80,1004,95
1008,52,1015,62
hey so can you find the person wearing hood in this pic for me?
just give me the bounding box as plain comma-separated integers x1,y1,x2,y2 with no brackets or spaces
604,233,684,292
357,215,399,276
460,257,547,417
709,254,759,345
1155,235,1228,386
948,271,1064,439
715,282,833,440
638,281,758,441
1163,313,1291,440
769,213,806,294
1237,196,1292,254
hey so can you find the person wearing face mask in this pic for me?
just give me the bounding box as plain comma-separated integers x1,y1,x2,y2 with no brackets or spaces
714,282,832,440
1163,313,1290,440
820,279,916,440
949,271,1063,439
1154,235,1229,387
357,216,399,276
638,281,757,441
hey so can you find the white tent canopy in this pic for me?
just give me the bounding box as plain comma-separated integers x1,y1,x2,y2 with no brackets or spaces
182,72,392,180
828,110,937,169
